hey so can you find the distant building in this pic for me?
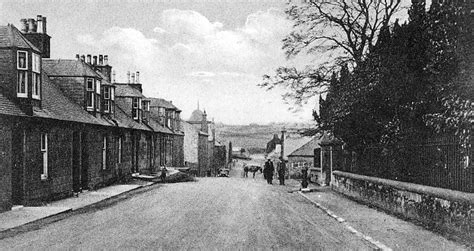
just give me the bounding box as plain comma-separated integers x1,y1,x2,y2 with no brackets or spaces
184,107,225,176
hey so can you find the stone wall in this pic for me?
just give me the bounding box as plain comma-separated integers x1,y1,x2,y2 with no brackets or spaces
332,170,474,241
0,118,13,211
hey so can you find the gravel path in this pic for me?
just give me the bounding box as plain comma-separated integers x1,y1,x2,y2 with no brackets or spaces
0,167,373,250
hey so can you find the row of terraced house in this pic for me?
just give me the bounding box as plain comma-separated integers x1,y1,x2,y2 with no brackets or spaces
0,15,224,212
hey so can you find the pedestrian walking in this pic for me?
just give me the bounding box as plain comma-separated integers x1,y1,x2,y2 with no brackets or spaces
277,158,286,185
264,158,274,184
160,165,167,183
301,165,309,188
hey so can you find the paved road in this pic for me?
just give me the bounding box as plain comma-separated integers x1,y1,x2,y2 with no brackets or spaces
0,167,375,250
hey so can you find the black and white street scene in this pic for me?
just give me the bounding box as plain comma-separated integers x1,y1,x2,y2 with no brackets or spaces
0,0,472,249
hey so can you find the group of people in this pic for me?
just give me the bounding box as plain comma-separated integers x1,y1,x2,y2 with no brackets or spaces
263,158,286,185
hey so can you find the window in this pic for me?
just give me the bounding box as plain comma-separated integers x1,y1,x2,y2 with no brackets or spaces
17,71,27,97
102,136,107,170
17,51,27,70
86,78,94,110
32,72,40,99
143,101,150,112
41,133,48,180
32,53,40,73
132,97,141,120
118,137,122,163
104,87,110,99
111,87,115,101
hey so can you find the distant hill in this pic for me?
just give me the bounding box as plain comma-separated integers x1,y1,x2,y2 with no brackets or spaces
215,122,315,154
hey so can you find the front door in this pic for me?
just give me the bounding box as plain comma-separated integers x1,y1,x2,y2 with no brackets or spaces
81,131,89,189
72,132,82,192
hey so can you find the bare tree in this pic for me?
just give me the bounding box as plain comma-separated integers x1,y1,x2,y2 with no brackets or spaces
261,0,402,104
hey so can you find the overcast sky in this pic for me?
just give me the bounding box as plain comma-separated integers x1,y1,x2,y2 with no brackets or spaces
0,0,320,125
0,0,412,125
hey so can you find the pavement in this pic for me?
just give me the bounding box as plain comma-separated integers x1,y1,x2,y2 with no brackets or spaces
0,179,154,233
284,179,469,250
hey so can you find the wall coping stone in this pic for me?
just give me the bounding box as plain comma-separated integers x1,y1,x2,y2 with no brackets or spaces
333,171,474,204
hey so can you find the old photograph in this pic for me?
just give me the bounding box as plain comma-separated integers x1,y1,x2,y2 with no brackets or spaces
0,0,472,249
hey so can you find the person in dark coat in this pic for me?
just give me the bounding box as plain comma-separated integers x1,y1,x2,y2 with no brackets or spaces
264,159,274,184
160,166,167,183
277,158,286,185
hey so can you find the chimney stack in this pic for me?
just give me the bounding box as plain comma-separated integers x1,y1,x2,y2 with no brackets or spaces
20,18,28,33
27,18,37,33
93,55,97,65
36,15,43,34
136,71,140,83
86,54,91,64
131,73,135,83
80,55,85,62
127,71,131,83
98,55,103,65
104,55,108,65
41,17,47,34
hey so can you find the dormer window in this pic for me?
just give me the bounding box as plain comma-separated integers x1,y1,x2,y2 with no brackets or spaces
95,79,101,112
17,51,27,70
102,86,114,114
32,53,41,99
143,101,150,112
86,78,95,110
17,51,28,98
132,97,141,120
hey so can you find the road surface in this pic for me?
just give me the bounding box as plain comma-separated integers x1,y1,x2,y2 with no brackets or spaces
0,165,398,249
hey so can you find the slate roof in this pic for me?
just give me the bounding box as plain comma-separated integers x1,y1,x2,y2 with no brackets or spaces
288,136,321,157
0,92,26,117
42,59,98,77
146,117,174,134
0,24,40,51
189,109,205,121
115,84,145,97
113,105,151,131
149,98,180,111
34,72,111,126
267,135,314,160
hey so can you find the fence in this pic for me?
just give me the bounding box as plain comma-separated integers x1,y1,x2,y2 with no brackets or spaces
334,134,473,193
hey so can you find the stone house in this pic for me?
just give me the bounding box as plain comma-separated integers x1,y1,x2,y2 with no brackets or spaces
0,16,185,212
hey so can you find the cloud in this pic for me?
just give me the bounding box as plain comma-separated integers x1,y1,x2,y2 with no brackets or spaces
187,71,216,77
153,27,167,34
76,8,312,124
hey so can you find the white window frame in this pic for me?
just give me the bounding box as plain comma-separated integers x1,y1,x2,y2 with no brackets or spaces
111,87,115,101
41,133,48,180
102,136,107,170
96,79,101,94
86,78,94,110
104,100,110,113
118,137,122,163
17,51,28,70
104,87,110,99
32,53,40,73
17,71,28,98
32,72,41,99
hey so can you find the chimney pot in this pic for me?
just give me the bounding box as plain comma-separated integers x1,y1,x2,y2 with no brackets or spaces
20,19,28,33
136,71,140,83
104,55,108,65
27,18,37,33
80,55,85,62
75,54,80,60
127,71,131,83
112,70,116,83
36,15,43,34
86,54,91,64
98,55,103,65
131,73,135,84
93,56,97,65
